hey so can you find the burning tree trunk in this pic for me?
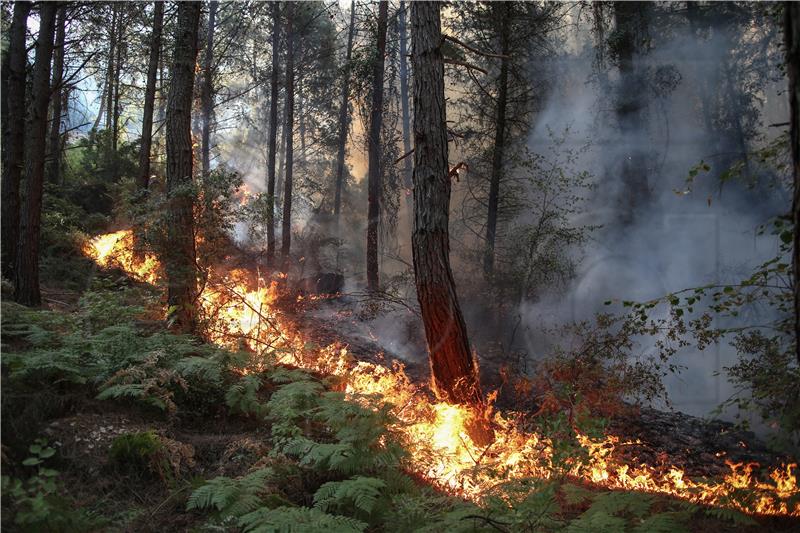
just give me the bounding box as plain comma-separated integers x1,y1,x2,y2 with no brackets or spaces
46,6,67,185
1,1,30,280
138,1,164,192
483,2,511,279
398,1,413,206
266,2,281,265
787,1,800,364
410,1,485,411
15,2,57,306
367,0,389,291
281,2,295,264
164,1,201,333
333,0,356,225
201,0,218,177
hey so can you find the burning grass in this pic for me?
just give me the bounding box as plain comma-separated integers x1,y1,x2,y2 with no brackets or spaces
83,229,800,516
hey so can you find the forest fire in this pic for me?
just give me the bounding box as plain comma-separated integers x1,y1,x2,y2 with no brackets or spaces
84,230,800,517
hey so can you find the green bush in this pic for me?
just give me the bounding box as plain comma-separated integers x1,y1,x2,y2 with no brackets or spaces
109,431,164,474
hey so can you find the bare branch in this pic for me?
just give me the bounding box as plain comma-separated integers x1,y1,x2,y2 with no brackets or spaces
444,58,487,75
443,34,510,59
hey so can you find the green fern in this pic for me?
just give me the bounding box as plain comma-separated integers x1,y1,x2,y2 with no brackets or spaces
175,355,224,385
632,511,691,533
701,505,758,526
313,476,387,518
226,374,269,418
268,366,316,384
566,510,628,533
587,491,654,519
187,468,274,519
238,506,367,533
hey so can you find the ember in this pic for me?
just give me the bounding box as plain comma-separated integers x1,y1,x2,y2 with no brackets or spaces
84,229,800,516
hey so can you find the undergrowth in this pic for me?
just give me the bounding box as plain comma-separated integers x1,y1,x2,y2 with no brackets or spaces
0,284,771,531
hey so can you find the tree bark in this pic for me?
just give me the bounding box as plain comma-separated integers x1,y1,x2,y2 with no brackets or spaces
164,1,201,333
276,91,287,208
613,1,650,224
410,1,484,410
138,1,164,192
111,5,123,155
333,0,356,224
105,5,117,132
201,0,218,177
266,2,281,265
483,2,511,278
281,2,295,263
297,70,306,161
46,6,67,185
786,1,800,364
398,0,413,207
366,0,389,291
1,1,31,281
15,2,57,305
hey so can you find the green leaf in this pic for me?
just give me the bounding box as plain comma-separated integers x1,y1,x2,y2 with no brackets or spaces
39,448,55,458
22,458,42,466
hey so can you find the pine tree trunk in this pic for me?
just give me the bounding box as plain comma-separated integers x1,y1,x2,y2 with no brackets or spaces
266,2,281,265
298,70,306,161
164,1,201,333
92,81,106,131
613,1,650,224
276,98,287,207
1,1,30,281
483,2,511,278
333,0,356,223
46,6,67,185
112,10,123,156
138,1,164,192
686,2,713,133
14,2,57,306
398,0,413,206
786,1,800,364
281,2,295,263
410,1,484,410
1,21,8,171
201,0,217,177
366,0,389,291
105,6,117,132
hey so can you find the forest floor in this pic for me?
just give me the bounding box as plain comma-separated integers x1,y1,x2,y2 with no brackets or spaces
2,268,800,532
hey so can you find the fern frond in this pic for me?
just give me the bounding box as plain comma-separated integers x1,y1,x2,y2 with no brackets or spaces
313,476,387,517
566,510,627,533
226,374,268,418
586,491,653,519
187,468,273,519
702,505,757,526
238,506,367,533
632,511,691,533
175,356,224,385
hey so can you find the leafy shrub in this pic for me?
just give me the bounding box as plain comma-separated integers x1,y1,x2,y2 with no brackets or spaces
109,431,164,474
2,439,103,532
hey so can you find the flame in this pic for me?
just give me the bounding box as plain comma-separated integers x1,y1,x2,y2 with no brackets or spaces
83,230,161,284
83,230,799,516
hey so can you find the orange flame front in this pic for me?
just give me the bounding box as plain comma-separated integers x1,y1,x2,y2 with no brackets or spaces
83,230,799,516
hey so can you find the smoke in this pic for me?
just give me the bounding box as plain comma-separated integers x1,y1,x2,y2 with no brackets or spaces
513,7,787,421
